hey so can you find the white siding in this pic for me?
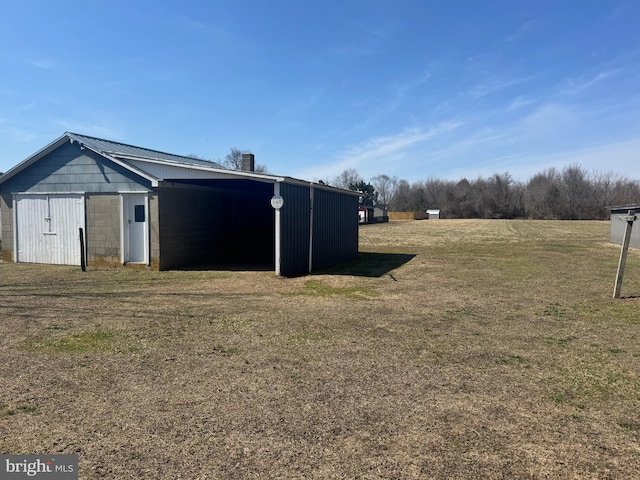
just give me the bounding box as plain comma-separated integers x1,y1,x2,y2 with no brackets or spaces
16,194,85,265
125,160,247,181
610,212,640,249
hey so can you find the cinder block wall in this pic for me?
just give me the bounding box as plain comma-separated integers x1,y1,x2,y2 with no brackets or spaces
85,194,121,266
0,193,13,261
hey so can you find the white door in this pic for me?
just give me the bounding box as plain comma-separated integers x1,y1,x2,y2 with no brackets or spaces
124,194,148,263
15,194,85,265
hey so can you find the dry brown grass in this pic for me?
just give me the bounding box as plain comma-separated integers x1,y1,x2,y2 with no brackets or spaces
1,219,640,479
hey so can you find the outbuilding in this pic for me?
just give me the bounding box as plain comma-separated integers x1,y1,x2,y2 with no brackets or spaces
609,204,640,249
0,132,359,276
426,209,440,220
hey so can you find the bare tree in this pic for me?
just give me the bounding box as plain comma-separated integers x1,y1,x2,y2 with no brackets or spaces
559,164,597,219
423,177,447,210
370,174,398,206
224,147,248,170
390,179,412,211
224,147,268,173
319,163,639,219
333,168,363,190
524,169,561,219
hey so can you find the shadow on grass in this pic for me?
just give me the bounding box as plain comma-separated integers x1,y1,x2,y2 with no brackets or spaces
179,262,274,272
159,253,415,278
314,252,416,278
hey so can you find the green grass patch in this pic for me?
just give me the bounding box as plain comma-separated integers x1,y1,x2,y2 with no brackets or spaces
543,243,587,254
495,256,547,280
287,331,332,346
496,354,529,366
618,421,640,433
545,336,578,346
284,280,377,299
211,345,239,355
552,393,569,404
208,315,254,331
563,364,639,402
2,404,37,417
583,303,640,325
443,307,481,321
539,303,571,320
194,344,239,356
24,329,140,354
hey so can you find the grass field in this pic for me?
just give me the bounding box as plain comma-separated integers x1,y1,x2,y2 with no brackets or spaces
1,220,639,479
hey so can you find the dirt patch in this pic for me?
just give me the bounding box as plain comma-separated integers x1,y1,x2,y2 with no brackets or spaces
1,220,639,478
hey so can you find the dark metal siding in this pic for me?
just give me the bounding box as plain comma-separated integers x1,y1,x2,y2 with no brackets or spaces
312,188,359,270
279,182,310,277
158,181,274,270
0,141,151,194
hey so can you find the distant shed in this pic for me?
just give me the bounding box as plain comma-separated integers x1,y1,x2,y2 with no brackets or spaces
0,132,359,276
427,209,441,220
609,204,640,249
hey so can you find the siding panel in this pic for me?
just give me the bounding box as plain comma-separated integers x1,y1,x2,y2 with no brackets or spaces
15,194,85,265
279,183,310,277
312,188,359,270
0,141,150,194
610,210,640,248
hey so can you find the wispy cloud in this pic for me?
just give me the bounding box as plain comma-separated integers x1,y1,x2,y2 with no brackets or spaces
392,71,431,97
295,122,463,181
331,43,381,57
0,127,38,143
603,4,627,22
469,76,532,99
49,118,123,139
343,71,433,135
461,137,640,181
563,70,619,94
508,95,534,110
533,138,640,175
177,16,228,37
275,89,323,118
25,57,58,69
180,17,211,32
331,20,391,57
504,20,534,42
521,103,577,128
421,126,518,166
354,27,389,44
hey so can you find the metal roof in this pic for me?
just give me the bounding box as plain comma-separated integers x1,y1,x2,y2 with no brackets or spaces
66,132,222,169
0,132,361,196
608,204,640,211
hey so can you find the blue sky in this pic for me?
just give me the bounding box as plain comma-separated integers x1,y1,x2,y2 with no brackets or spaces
1,1,639,184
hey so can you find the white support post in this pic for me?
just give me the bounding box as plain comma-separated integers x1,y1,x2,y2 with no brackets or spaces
119,194,126,265
12,195,18,262
274,183,281,276
144,194,150,266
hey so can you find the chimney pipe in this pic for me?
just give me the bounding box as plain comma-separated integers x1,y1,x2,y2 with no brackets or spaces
241,153,255,172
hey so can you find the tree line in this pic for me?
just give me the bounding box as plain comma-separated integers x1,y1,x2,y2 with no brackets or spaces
323,165,640,220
